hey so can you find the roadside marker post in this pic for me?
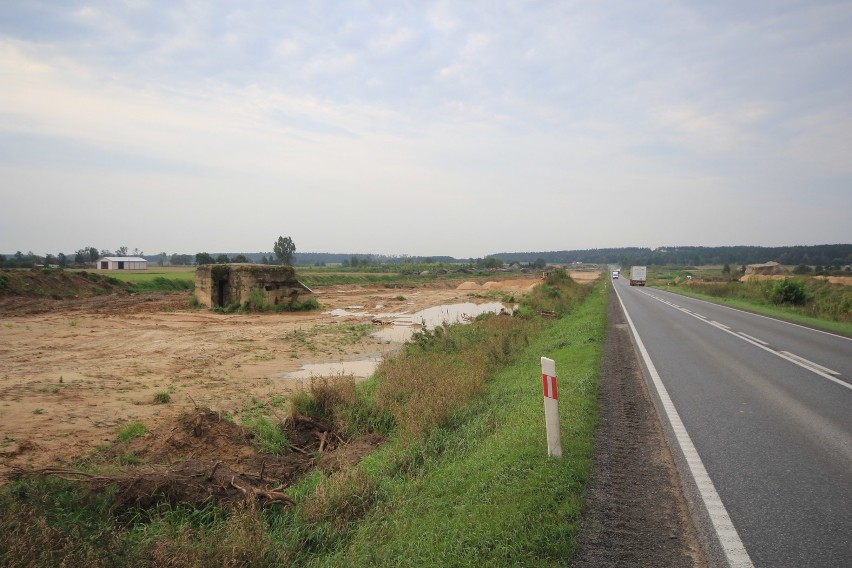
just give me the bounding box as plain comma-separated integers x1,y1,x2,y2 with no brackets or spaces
541,357,562,458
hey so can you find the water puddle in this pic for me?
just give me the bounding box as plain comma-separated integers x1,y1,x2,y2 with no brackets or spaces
282,301,514,381
280,356,382,381
371,302,512,342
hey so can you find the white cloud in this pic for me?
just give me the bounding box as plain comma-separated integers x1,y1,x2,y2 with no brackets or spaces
0,1,850,255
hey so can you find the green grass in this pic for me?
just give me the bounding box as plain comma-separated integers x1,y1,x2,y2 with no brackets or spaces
243,416,289,455
116,421,147,442
98,269,195,292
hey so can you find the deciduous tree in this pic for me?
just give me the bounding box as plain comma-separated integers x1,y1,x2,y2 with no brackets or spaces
196,252,215,265
273,236,296,266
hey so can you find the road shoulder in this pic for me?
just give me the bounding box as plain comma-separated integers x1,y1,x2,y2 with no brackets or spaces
571,287,707,567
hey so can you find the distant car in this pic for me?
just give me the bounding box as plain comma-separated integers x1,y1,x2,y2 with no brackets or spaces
612,271,619,279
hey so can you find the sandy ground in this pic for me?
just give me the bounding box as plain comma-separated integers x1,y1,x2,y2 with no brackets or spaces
0,275,578,476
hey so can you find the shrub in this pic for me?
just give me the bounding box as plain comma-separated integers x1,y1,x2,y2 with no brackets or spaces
768,278,811,306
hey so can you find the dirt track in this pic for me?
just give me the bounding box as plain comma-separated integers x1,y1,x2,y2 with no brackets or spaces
0,277,550,476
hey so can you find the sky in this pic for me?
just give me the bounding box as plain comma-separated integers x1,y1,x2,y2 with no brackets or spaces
1,0,850,259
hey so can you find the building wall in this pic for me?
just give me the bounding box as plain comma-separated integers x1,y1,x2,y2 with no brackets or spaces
97,259,148,270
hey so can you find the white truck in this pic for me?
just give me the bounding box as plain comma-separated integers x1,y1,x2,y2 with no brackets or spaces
629,266,647,286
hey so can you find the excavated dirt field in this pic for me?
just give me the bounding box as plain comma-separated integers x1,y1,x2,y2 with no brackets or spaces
0,274,564,478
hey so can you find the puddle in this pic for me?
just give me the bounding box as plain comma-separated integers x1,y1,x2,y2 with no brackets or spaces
280,356,382,381
327,301,514,343
283,301,514,381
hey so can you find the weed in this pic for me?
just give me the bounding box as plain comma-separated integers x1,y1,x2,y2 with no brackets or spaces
116,421,146,442
301,468,377,528
153,392,172,404
243,416,288,454
117,452,141,465
68,320,77,327
32,408,43,415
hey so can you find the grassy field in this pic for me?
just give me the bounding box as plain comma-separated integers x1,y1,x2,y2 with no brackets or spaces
647,266,852,336
0,273,607,567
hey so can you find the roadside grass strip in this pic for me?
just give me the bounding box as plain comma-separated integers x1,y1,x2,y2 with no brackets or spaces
313,283,607,566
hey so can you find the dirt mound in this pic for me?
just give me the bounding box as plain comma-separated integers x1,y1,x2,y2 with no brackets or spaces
457,281,482,290
0,269,130,300
13,408,384,511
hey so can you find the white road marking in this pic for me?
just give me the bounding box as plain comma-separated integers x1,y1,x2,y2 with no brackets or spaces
615,285,755,568
779,351,840,376
738,333,768,346
638,289,852,392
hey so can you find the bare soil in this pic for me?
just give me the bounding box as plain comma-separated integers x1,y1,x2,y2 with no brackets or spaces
571,287,707,567
0,273,547,478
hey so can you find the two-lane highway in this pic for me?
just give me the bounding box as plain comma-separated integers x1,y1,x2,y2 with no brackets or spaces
613,279,852,568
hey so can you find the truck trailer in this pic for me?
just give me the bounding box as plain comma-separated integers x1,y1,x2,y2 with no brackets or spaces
630,266,647,286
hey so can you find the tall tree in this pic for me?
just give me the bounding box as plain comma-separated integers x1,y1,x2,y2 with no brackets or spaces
196,252,215,265
116,246,129,256
273,236,296,266
86,247,99,263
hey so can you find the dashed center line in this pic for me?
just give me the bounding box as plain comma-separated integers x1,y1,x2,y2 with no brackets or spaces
738,333,768,346
779,351,840,376
638,289,851,391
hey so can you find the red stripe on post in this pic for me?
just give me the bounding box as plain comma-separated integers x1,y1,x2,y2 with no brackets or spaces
542,373,558,400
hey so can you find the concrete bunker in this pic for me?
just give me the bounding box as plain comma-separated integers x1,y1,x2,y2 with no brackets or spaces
194,264,314,309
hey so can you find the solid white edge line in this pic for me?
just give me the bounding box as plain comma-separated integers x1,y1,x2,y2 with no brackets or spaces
614,285,754,568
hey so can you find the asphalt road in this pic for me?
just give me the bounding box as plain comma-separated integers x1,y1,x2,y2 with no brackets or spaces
613,278,852,568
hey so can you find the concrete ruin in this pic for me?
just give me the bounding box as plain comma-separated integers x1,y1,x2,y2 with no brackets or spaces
743,261,789,277
194,264,314,309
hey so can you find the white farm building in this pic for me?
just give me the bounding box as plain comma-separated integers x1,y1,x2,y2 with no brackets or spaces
97,256,148,270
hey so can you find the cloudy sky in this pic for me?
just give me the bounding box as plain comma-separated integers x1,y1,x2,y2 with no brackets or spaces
1,1,850,258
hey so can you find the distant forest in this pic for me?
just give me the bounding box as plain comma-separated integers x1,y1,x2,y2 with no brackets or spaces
195,245,852,268
489,244,852,268
2,245,850,269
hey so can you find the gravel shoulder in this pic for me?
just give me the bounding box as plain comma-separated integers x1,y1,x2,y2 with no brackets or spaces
571,287,708,567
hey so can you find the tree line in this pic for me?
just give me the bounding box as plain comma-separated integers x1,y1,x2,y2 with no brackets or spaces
3,243,849,270
490,244,852,269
